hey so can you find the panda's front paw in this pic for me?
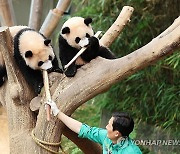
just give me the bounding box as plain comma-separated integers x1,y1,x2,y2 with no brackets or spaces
88,36,99,49
0,78,5,87
48,67,63,74
64,66,77,77
36,83,44,94
55,68,63,73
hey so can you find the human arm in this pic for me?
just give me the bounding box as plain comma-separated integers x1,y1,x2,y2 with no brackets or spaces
46,100,82,134
57,111,82,134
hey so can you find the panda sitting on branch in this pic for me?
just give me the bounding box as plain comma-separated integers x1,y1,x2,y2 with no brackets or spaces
58,17,116,77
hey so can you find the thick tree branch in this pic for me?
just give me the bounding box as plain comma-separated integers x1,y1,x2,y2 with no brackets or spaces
33,6,135,153
52,16,180,111
36,15,180,154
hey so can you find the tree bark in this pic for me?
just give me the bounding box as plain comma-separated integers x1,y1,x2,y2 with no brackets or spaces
0,0,16,26
0,11,180,154
28,0,43,31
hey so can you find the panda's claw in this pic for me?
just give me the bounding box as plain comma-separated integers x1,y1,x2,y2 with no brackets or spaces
36,82,44,94
47,67,63,74
64,67,77,77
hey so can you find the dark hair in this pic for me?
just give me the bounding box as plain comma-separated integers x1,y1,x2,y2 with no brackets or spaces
112,112,134,137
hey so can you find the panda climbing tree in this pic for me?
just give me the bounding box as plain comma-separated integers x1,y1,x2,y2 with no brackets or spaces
0,0,179,154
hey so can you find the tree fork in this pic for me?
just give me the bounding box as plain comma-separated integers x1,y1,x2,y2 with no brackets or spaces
0,7,179,154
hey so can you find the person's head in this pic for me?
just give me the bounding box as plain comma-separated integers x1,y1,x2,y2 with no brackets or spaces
106,112,134,142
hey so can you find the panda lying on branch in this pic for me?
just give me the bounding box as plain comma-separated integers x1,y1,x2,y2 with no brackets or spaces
58,17,116,77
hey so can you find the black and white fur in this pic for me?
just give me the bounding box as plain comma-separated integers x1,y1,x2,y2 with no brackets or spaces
0,26,62,94
58,17,116,77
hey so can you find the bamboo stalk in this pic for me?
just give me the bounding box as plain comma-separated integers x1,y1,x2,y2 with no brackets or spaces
43,71,51,121
28,0,43,31
0,0,16,26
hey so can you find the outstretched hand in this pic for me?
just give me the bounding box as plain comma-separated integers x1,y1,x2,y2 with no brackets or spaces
45,100,60,116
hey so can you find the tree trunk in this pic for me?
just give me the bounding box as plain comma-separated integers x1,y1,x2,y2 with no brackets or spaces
0,11,180,154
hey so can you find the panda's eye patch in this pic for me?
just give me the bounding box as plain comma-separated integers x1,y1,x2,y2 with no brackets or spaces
75,37,81,44
86,33,90,38
25,50,33,58
38,61,44,67
49,55,52,60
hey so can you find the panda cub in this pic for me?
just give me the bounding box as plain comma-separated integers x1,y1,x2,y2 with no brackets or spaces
59,17,116,77
0,26,62,94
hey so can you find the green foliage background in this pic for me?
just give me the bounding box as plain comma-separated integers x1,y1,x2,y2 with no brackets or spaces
71,0,180,134
62,0,179,153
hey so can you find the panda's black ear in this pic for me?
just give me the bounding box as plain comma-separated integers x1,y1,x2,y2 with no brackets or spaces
25,50,33,58
84,18,92,26
44,39,51,46
62,27,70,34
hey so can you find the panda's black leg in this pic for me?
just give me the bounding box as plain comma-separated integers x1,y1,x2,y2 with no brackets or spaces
30,75,44,95
0,78,5,87
98,46,116,59
36,81,44,94
0,66,6,87
64,62,77,77
23,69,44,95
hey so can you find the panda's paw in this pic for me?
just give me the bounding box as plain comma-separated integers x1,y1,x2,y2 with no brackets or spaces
52,68,63,74
36,83,44,94
0,78,5,87
65,67,77,77
89,36,99,48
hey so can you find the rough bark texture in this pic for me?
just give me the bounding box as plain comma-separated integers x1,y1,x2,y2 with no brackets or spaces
0,7,180,154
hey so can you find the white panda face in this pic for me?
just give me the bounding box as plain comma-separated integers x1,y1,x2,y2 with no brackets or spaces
61,17,94,49
19,31,55,70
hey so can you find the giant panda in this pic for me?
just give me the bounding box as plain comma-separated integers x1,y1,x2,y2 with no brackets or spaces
0,26,62,94
58,17,116,77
